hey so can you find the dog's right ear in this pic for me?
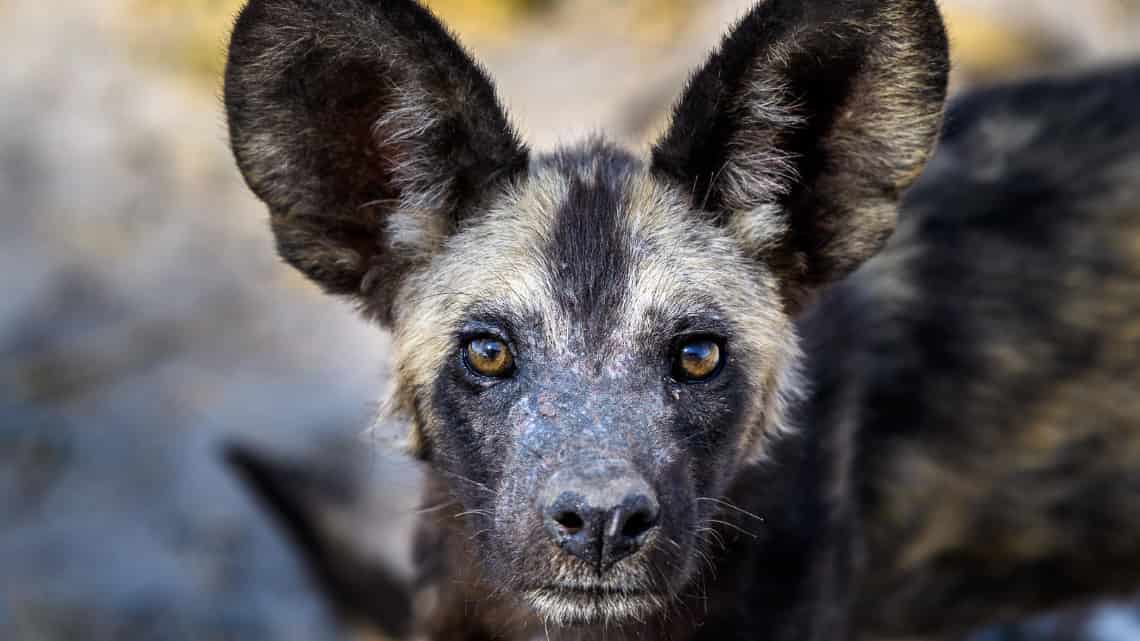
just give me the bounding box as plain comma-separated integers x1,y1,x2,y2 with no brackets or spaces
224,443,414,639
652,0,948,313
225,0,528,324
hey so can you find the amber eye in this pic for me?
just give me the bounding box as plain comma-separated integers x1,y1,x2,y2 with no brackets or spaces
464,336,515,378
672,338,723,382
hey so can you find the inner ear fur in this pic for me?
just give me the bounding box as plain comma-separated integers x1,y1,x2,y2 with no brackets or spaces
652,0,949,312
225,0,529,324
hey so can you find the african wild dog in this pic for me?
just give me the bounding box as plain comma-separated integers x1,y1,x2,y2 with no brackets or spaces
223,0,1140,640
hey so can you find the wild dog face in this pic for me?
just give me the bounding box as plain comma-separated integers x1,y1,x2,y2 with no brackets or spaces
225,0,947,628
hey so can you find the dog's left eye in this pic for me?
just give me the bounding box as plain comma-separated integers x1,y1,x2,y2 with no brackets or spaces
464,337,516,378
672,338,724,382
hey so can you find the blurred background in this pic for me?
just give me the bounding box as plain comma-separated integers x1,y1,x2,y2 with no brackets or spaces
2,1,1140,640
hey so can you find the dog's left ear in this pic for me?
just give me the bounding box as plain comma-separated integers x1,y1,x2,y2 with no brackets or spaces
653,0,949,312
224,0,528,324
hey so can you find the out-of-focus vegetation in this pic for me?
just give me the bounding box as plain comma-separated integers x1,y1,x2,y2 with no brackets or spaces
941,6,1059,85
121,0,1140,93
124,0,697,88
125,0,554,83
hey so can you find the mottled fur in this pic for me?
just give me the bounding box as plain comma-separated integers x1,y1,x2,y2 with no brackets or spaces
224,0,947,639
840,64,1140,640
219,2,1136,641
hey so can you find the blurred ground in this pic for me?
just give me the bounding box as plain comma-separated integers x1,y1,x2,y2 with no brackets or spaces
2,1,1140,640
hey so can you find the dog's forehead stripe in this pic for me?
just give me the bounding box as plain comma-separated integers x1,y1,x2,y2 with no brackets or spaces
543,145,642,345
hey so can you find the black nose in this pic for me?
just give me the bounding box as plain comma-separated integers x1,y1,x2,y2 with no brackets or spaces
540,461,660,571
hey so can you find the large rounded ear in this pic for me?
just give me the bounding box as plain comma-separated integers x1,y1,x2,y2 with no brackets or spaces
225,0,529,324
652,0,949,313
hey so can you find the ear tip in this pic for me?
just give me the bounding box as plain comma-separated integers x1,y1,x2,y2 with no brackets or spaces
220,439,265,477
227,0,290,48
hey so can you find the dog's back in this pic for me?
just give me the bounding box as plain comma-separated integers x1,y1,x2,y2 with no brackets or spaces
796,64,1140,638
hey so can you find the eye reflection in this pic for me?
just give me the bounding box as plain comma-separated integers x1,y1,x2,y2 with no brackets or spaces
673,338,723,382
464,336,515,378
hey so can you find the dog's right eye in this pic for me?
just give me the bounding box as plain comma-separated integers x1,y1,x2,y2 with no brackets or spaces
464,337,516,378
672,337,724,383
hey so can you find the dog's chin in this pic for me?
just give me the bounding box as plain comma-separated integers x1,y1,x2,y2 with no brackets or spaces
523,586,666,627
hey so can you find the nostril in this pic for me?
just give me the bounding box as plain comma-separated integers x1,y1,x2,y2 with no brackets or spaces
621,508,657,539
540,465,660,568
553,510,585,534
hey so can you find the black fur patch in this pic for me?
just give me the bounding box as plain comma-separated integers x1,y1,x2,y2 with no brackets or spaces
542,144,642,344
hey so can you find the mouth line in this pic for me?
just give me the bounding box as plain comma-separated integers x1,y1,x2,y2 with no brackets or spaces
536,585,650,597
